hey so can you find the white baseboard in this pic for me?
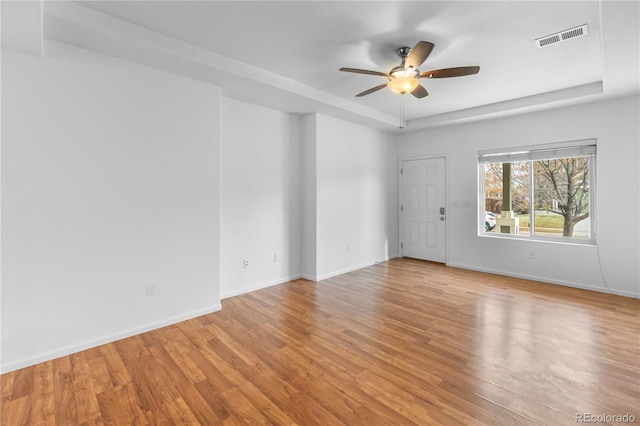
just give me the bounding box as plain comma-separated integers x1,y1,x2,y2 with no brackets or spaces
0,304,222,374
220,274,303,299
446,262,640,299
609,288,640,298
315,255,399,282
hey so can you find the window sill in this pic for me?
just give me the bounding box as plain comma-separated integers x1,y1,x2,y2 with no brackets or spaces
479,232,597,246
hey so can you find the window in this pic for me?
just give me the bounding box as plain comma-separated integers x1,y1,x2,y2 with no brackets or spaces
478,140,596,242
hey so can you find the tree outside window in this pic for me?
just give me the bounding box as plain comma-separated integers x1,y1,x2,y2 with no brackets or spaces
534,157,590,237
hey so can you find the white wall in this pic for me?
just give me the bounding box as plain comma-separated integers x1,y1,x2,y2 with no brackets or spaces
398,95,640,297
301,114,317,280
313,114,398,280
1,42,222,372
220,98,302,298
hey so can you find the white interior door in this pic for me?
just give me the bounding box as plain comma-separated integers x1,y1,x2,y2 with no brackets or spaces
400,157,446,262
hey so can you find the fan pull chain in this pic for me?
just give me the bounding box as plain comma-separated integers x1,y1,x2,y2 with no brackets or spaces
399,104,406,129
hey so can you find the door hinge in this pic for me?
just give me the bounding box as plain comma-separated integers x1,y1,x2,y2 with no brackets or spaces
401,168,403,175
401,242,403,249
400,205,403,212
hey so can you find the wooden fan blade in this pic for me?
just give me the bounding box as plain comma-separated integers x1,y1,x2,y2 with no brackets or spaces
356,83,388,97
404,41,434,70
421,66,480,78
411,84,429,99
339,67,389,77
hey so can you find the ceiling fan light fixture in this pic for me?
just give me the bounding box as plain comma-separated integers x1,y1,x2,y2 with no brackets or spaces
388,67,419,95
388,76,419,95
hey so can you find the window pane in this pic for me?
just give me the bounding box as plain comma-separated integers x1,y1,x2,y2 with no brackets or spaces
533,157,590,239
483,161,529,234
483,163,502,233
479,142,595,243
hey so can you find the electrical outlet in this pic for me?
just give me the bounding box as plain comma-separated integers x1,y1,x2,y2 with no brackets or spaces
274,253,277,263
146,283,157,297
347,243,351,253
528,250,536,260
243,259,249,268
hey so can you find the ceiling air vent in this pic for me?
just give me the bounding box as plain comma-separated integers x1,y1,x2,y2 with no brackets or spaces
535,24,588,48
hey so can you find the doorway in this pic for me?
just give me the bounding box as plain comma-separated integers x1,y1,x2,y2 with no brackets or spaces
400,157,446,262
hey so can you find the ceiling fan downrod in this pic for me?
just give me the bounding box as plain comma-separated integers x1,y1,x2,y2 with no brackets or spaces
396,46,412,67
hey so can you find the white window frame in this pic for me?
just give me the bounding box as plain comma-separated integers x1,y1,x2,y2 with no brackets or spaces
478,139,597,244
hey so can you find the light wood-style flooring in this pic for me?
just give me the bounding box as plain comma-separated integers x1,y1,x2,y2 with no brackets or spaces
2,258,639,425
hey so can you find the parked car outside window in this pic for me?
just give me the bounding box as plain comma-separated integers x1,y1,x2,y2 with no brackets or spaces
485,211,497,231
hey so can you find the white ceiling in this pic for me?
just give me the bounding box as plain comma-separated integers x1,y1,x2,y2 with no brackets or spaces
4,1,639,132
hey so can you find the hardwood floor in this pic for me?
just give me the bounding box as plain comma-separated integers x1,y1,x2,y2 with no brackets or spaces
2,258,639,425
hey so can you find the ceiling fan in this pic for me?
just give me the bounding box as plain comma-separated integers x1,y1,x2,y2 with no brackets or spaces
339,41,480,98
